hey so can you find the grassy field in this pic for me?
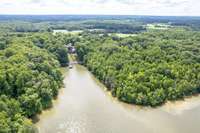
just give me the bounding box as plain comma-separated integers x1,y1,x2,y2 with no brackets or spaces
110,33,137,38
146,23,171,30
53,30,83,35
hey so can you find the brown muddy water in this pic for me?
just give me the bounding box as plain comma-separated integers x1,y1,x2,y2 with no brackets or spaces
36,65,200,133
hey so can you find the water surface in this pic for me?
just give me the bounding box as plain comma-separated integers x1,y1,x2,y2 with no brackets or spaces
36,65,200,133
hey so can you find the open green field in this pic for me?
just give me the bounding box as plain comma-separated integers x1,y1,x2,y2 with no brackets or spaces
113,33,137,38
53,30,83,35
146,23,172,30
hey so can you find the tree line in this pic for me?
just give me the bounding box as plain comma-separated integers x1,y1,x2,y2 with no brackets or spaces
76,29,200,106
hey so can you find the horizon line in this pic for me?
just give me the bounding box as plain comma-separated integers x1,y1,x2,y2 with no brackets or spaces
0,14,200,17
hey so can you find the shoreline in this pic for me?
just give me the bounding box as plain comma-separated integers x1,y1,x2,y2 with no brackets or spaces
83,64,200,114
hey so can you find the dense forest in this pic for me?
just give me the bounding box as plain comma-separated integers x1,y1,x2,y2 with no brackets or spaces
0,32,69,132
0,15,200,132
76,29,200,106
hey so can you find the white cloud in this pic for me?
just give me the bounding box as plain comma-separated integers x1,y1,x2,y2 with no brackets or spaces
0,0,199,16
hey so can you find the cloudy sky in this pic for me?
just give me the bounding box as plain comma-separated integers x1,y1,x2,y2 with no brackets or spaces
0,0,199,16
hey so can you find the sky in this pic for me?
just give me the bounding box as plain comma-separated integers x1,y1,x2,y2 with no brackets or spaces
0,0,199,16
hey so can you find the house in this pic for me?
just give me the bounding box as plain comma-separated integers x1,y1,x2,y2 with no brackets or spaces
67,43,76,54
